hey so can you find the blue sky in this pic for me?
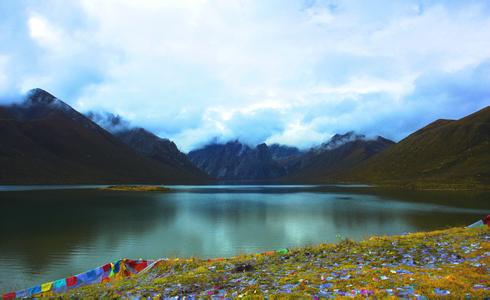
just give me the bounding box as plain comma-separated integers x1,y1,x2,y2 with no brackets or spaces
0,0,489,151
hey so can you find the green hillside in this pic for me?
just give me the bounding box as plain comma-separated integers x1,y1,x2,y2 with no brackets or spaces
341,106,490,189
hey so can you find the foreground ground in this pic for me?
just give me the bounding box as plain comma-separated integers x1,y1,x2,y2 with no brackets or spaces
66,227,489,299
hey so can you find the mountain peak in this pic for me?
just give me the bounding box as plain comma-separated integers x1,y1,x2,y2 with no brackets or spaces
22,88,73,113
26,88,58,105
318,131,366,151
4,88,83,122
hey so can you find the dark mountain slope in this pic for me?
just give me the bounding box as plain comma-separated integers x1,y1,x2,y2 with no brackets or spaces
0,89,208,184
285,133,395,182
188,133,393,182
341,106,490,188
188,141,287,180
268,144,302,160
114,127,209,178
85,111,209,180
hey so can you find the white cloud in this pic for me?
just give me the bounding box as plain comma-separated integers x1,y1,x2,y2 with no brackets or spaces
27,15,61,49
1,0,490,150
0,55,9,91
266,121,329,149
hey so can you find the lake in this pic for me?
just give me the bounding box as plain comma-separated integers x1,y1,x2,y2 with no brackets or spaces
0,185,489,292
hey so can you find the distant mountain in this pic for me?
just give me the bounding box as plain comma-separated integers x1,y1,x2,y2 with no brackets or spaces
0,88,209,184
268,144,302,160
85,111,208,179
314,131,367,152
285,132,395,181
188,141,289,180
339,106,490,188
187,133,393,182
4,88,485,188
114,127,208,177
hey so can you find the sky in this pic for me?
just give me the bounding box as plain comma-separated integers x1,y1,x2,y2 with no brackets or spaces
0,0,489,152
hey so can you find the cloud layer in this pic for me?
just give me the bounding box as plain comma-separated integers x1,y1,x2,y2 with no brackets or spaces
1,0,490,151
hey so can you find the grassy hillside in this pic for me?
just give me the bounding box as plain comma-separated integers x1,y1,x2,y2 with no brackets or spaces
340,106,490,189
60,227,489,299
285,137,394,182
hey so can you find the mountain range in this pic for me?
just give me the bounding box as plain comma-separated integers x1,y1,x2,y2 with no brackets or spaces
188,141,291,180
188,132,395,181
189,108,489,188
0,88,488,189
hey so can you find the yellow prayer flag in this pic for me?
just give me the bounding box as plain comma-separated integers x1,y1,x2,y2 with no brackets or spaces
41,281,53,292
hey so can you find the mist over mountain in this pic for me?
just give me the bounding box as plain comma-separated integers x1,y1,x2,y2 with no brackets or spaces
85,111,130,133
314,131,369,152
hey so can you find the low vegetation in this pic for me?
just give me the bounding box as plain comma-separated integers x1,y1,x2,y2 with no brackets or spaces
65,227,489,298
100,185,171,192
339,106,490,190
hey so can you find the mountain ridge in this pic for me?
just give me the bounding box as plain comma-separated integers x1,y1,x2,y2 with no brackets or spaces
114,127,209,178
188,133,394,181
0,88,209,184
188,141,288,180
1,88,487,189
85,111,209,179
282,134,395,181
331,106,490,189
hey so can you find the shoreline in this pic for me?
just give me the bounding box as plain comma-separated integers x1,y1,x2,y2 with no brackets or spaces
8,226,488,299
0,182,489,192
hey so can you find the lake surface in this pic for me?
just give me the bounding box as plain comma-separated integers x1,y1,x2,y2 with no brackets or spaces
0,185,489,292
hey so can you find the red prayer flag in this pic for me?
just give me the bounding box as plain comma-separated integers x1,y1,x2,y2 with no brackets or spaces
2,292,15,300
126,260,148,272
126,259,136,268
102,263,111,272
484,215,490,226
135,261,148,272
66,276,77,287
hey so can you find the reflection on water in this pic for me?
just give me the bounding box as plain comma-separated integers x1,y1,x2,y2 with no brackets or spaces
0,185,488,291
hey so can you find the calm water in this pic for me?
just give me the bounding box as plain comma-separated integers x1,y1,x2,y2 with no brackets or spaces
0,185,489,292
